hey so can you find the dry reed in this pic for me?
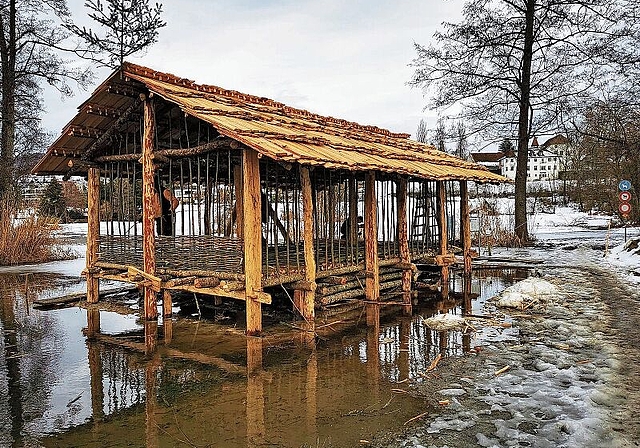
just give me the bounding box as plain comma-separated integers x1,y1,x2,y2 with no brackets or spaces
0,201,65,265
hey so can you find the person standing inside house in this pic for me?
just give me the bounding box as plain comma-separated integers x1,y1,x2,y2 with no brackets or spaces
154,185,179,236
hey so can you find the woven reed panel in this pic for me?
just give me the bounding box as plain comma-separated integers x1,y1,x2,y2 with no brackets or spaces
156,235,244,273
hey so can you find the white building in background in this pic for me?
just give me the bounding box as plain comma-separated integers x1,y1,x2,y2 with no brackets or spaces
499,135,570,181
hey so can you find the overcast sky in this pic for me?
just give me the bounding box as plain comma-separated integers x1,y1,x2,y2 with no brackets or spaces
42,0,464,142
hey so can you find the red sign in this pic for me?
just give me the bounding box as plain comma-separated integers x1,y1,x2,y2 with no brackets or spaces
619,202,631,214
619,191,632,202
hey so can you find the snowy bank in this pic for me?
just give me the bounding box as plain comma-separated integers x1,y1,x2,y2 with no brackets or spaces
606,237,640,284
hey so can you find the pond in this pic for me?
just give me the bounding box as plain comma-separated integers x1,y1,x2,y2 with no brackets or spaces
0,267,530,448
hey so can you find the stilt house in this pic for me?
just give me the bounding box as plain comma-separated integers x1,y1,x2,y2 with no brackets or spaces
33,63,505,334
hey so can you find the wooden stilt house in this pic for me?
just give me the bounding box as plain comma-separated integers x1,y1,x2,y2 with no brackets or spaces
33,63,505,334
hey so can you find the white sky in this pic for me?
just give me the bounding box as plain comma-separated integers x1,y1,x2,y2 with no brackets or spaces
42,0,464,141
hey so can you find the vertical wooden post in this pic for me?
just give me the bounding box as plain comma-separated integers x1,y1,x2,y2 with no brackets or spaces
348,177,358,244
436,181,449,288
142,94,158,320
364,172,379,307
460,180,472,276
86,167,100,303
243,148,262,335
294,167,316,325
162,290,172,317
234,164,244,239
396,177,411,307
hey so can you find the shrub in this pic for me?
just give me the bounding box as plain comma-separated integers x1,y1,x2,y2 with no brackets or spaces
0,200,66,265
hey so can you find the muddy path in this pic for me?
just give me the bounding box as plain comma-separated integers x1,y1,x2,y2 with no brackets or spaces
374,251,640,448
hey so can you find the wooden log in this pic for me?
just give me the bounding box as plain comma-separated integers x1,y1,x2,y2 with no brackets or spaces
393,262,417,272
262,273,305,288
158,268,244,281
220,280,246,292
142,94,158,320
243,148,262,335
320,279,403,306
33,286,136,309
460,180,472,275
318,276,347,285
128,266,161,292
316,271,402,296
290,280,316,291
86,167,100,304
364,172,379,310
295,166,316,323
164,276,197,288
193,277,221,288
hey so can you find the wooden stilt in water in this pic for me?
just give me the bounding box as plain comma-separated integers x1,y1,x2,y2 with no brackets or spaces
142,94,158,321
243,148,262,335
396,177,412,313
144,320,158,356
364,172,379,328
436,181,449,291
460,180,473,276
86,167,100,303
294,167,316,327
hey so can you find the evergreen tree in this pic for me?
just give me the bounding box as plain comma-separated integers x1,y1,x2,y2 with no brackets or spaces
66,0,166,68
39,178,66,218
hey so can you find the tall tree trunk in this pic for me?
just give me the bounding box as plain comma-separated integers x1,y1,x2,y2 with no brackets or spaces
0,0,16,199
515,0,535,243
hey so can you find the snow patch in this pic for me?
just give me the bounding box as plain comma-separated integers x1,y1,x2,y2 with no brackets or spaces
421,314,468,331
494,278,559,309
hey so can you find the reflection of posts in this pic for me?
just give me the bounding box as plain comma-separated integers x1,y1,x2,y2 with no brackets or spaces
246,337,265,447
154,188,179,236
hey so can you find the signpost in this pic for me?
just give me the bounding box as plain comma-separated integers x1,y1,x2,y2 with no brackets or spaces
618,180,633,242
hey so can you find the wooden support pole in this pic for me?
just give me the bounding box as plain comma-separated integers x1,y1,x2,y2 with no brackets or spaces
162,290,172,317
348,177,358,244
364,172,379,320
234,164,244,239
243,148,262,335
460,180,473,276
142,94,158,320
436,181,449,288
294,167,316,324
86,167,100,304
396,177,411,308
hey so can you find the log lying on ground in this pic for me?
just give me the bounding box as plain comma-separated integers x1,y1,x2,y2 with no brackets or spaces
33,286,137,308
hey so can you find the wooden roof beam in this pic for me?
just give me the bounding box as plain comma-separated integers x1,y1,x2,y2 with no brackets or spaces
81,96,143,162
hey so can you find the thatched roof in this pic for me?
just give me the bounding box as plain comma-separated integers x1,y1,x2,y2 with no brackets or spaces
33,62,506,183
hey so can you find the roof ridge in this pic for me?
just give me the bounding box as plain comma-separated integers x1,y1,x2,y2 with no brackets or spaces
122,62,411,140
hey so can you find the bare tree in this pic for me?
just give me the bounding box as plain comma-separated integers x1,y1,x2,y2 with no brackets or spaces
415,118,429,143
453,120,468,160
410,0,634,243
0,0,92,199
431,117,447,153
65,0,166,68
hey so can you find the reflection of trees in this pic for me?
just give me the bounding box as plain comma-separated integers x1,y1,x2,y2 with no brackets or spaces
0,273,65,446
